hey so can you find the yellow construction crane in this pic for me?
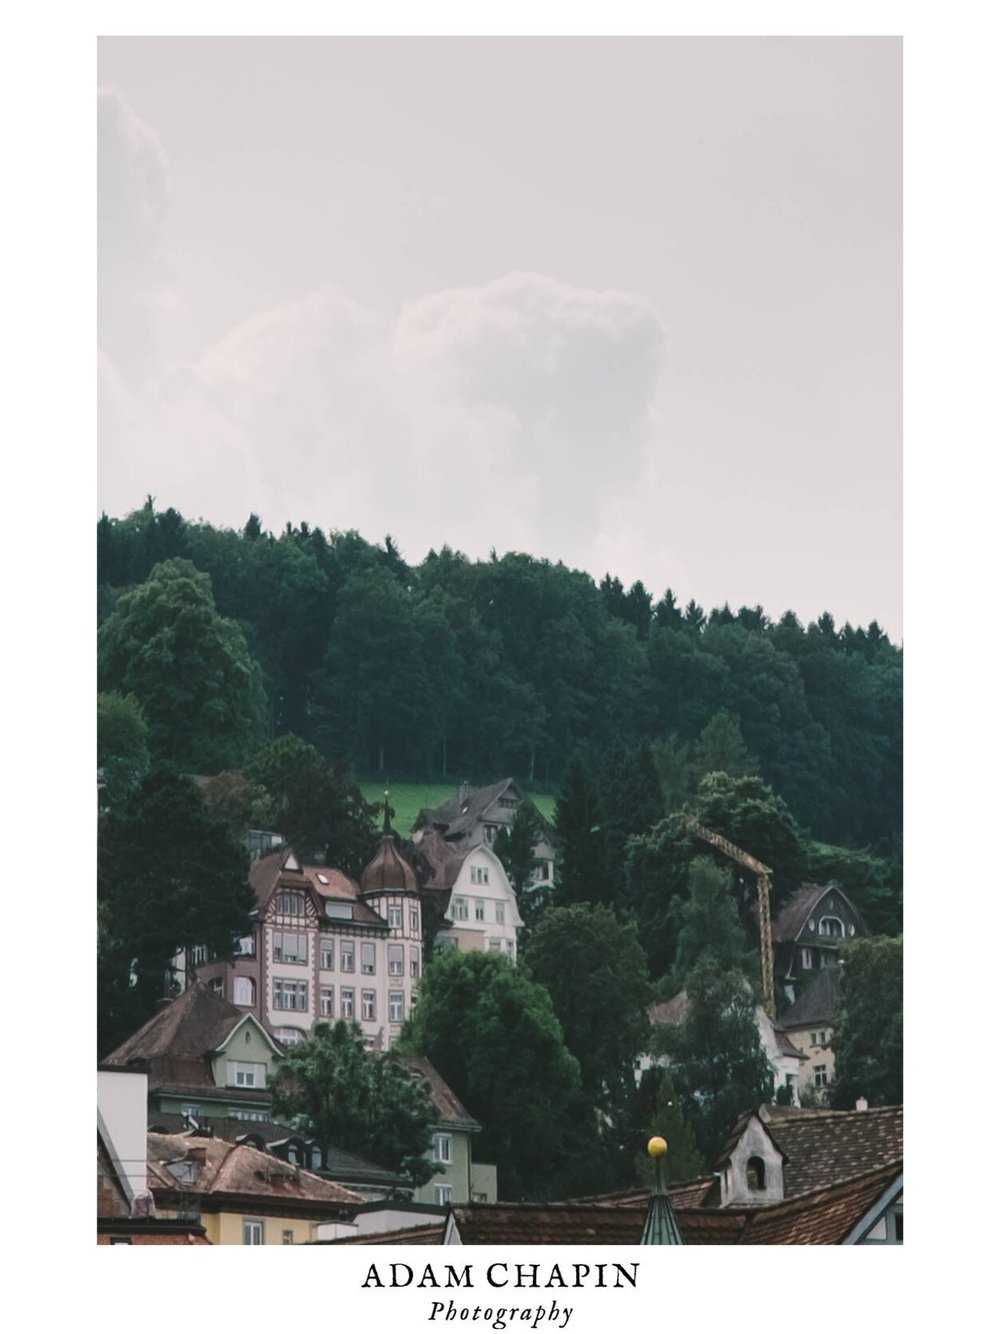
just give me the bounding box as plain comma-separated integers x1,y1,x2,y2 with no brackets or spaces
686,820,776,1017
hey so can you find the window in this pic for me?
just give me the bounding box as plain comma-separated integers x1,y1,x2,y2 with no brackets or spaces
819,916,845,938
389,991,405,1022
434,1185,453,1206
433,1133,452,1164
362,990,376,1021
243,1219,265,1246
361,942,376,974
488,938,502,952
282,1230,294,1245
229,1109,268,1122
746,1157,766,1191
325,901,353,921
475,900,485,921
109,1237,133,1245
388,904,402,928
389,944,404,976
234,976,256,1007
180,1104,201,1120
814,1064,828,1088
437,936,458,953
452,897,468,921
274,1027,305,1046
190,945,208,965
801,948,813,969
503,939,515,958
236,935,256,957
410,947,421,979
275,891,306,916
341,939,355,972
273,932,309,964
409,906,420,933
320,936,334,969
210,976,223,995
273,978,308,1011
471,866,489,885
495,902,505,925
483,824,498,844
320,985,334,1016
227,1061,266,1088
811,1032,818,1046
341,988,355,1019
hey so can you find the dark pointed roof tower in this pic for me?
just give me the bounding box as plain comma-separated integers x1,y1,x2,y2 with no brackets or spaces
359,791,420,896
641,1136,684,1245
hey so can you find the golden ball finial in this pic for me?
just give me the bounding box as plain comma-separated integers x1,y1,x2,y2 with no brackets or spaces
647,1135,668,1159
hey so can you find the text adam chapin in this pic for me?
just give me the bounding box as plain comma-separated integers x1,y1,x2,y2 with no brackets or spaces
361,1261,640,1330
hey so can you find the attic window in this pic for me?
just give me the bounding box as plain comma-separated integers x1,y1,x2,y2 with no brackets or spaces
325,902,352,921
317,874,330,885
746,1157,766,1191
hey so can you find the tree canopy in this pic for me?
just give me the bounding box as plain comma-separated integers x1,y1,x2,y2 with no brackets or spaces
398,950,583,1199
830,936,903,1109
97,505,902,852
97,766,255,1056
97,558,266,772
269,1020,438,1185
523,903,652,1175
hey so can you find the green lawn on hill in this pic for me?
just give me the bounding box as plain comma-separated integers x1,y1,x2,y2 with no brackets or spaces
360,782,556,835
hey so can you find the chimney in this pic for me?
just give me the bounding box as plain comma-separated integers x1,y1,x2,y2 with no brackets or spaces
855,1097,868,1111
186,1145,207,1165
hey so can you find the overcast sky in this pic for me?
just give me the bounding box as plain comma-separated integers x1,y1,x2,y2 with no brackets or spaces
97,36,901,639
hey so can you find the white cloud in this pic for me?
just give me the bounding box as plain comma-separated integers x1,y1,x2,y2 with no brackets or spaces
98,93,668,568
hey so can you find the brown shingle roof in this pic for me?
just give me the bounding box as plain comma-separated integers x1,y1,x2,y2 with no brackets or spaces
736,1161,902,1245
394,1056,481,1129
102,982,249,1072
758,1104,903,1197
147,1133,363,1212
450,1202,647,1245
316,1223,446,1245
408,829,468,892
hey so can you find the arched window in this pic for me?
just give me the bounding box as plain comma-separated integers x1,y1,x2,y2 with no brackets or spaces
819,917,845,938
234,976,256,1006
746,1156,766,1191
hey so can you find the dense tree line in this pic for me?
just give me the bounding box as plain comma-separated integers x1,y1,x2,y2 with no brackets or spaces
97,502,901,849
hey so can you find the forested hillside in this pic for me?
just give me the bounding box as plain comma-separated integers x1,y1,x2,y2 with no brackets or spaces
97,501,901,850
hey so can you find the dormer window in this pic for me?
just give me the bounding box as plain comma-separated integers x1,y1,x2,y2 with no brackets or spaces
746,1157,766,1191
275,891,306,917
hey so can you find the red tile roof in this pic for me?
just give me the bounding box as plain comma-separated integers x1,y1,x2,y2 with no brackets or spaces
450,1202,647,1245
758,1105,903,1197
394,1055,481,1129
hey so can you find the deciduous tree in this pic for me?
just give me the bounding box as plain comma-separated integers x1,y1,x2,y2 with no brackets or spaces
269,1020,437,1185
830,936,903,1108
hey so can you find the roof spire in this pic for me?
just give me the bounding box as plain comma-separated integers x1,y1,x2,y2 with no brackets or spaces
640,1136,684,1245
382,789,393,836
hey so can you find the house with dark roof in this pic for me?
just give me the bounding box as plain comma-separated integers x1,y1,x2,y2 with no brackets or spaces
147,1131,362,1245
773,882,868,1004
408,829,523,960
777,966,842,1101
412,779,557,893
102,982,283,1123
188,836,424,1050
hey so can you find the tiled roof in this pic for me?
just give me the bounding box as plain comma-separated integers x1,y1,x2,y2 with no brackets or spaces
407,829,468,891
568,1177,716,1209
97,1228,211,1244
146,1114,405,1187
102,982,248,1070
779,966,842,1028
394,1056,481,1129
451,1202,647,1245
317,1223,446,1245
303,863,363,901
735,1162,902,1245
758,1104,903,1197
147,1133,363,1212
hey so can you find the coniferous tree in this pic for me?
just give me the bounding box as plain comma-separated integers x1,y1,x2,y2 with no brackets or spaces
554,754,606,904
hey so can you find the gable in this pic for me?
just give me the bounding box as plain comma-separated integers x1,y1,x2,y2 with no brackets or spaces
209,1013,284,1085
